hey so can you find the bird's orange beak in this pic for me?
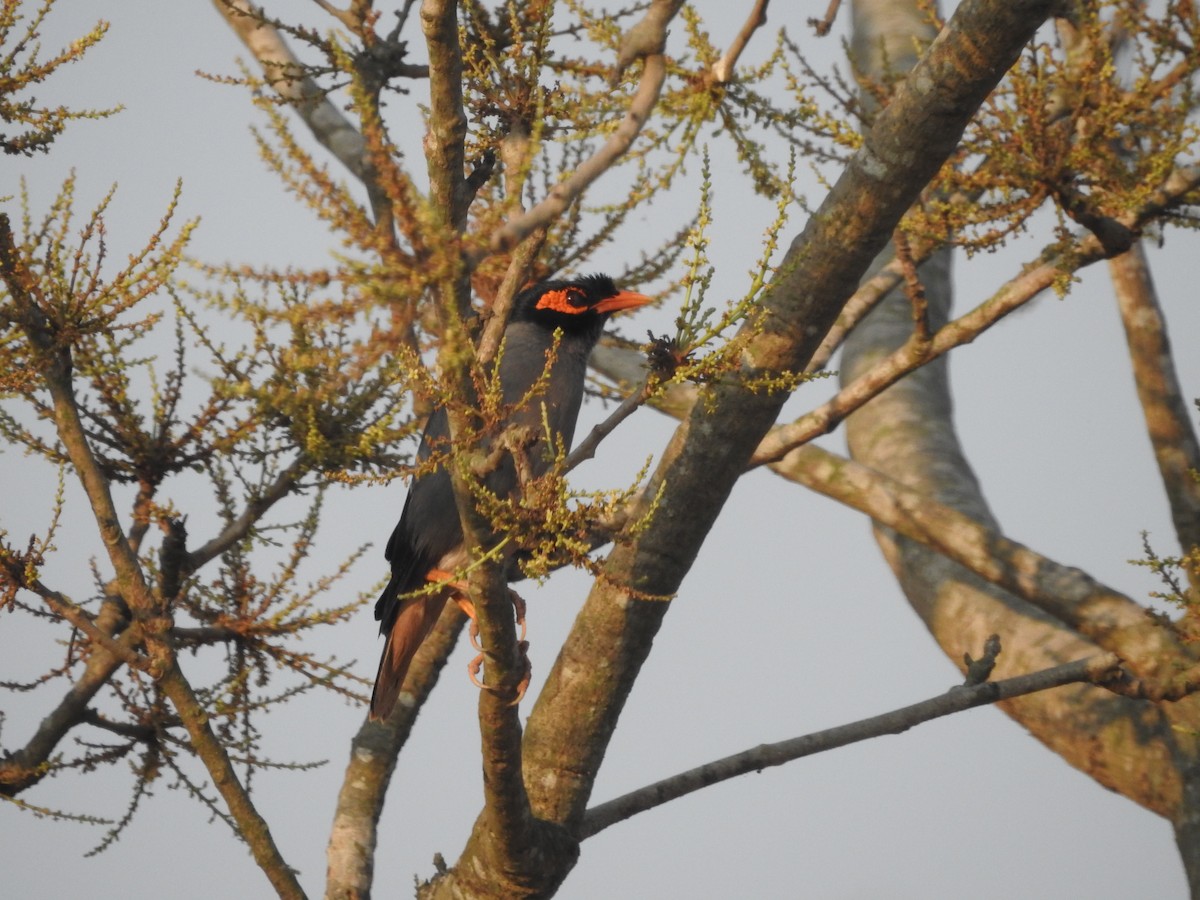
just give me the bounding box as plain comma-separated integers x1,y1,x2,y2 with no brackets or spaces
592,289,654,315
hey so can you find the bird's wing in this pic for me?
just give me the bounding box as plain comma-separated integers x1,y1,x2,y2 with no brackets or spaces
375,407,458,627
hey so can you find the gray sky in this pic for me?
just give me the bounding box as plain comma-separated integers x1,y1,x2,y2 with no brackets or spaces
3,2,1195,898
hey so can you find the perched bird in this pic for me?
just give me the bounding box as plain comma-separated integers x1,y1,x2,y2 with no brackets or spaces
370,274,653,720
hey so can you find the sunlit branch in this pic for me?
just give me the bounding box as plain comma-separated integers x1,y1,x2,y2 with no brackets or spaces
768,443,1196,688
1110,243,1200,594
325,603,467,900
24,578,149,671
712,0,771,84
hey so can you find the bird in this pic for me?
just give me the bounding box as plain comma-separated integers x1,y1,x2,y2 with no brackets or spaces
370,274,653,720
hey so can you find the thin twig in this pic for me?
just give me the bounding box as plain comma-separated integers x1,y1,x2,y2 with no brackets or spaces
579,651,1122,838
565,377,654,471
185,459,305,573
893,228,929,340
808,256,907,372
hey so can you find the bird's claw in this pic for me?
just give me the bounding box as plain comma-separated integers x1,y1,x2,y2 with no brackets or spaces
449,582,530,704
467,640,532,707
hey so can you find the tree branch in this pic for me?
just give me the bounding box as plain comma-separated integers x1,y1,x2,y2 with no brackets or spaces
0,212,306,899
185,458,305,573
769,443,1197,691
809,254,908,372
749,165,1200,470
523,0,1063,841
565,376,654,470
580,650,1124,838
591,339,1200,694
1110,242,1200,596
472,0,680,265
834,0,1200,836
712,0,771,84
0,628,138,796
214,1,376,185
325,604,466,900
420,0,469,232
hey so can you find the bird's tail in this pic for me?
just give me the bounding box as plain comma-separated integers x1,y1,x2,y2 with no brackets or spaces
369,582,449,721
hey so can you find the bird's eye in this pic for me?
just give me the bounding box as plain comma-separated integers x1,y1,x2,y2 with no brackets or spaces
535,287,589,314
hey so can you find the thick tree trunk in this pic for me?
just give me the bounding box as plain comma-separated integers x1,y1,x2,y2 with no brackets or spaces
843,0,1200,886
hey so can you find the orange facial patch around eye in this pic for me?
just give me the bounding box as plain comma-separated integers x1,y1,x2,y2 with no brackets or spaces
535,287,588,314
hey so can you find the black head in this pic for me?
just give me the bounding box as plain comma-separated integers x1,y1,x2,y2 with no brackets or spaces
509,274,653,342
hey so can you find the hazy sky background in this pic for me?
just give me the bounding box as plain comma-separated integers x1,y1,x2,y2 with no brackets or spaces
4,2,1198,898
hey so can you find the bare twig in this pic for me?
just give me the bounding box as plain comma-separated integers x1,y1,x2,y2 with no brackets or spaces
565,377,655,470
580,650,1123,838
712,0,771,83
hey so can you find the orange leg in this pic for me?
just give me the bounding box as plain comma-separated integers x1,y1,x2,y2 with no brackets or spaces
425,569,531,704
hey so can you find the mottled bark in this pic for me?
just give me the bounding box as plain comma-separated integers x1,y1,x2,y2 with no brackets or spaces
325,606,465,900
841,0,1200,885
517,0,1058,872
1110,244,1200,597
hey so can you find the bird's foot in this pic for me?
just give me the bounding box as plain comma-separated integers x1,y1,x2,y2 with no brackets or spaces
467,641,531,706
449,596,485,651
428,569,531,704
